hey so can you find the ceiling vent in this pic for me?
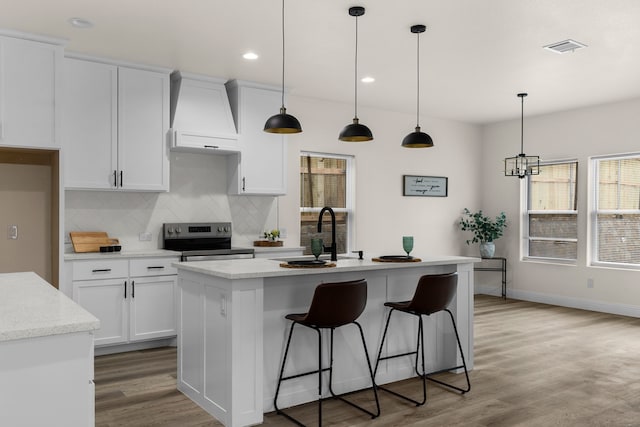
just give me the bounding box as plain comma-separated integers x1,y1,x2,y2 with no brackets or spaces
543,39,587,54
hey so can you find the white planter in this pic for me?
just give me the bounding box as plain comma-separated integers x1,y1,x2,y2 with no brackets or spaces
479,242,495,258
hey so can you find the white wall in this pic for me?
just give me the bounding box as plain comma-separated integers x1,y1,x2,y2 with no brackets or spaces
481,97,640,316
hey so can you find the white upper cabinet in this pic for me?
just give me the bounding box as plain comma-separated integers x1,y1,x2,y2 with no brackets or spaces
62,56,170,191
225,80,287,195
0,33,63,149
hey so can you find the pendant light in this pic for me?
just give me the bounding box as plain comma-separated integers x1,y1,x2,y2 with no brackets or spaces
504,93,540,178
402,24,433,148
339,6,373,142
264,0,302,134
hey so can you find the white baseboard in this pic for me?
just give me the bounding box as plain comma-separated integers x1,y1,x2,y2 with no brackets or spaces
476,286,640,318
94,338,176,356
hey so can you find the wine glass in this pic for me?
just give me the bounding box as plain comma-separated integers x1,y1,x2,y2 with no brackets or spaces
311,238,324,261
402,236,414,257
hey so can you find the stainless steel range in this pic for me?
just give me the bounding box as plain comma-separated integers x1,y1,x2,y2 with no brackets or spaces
163,222,254,261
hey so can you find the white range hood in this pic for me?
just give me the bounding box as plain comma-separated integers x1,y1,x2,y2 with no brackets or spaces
169,71,239,154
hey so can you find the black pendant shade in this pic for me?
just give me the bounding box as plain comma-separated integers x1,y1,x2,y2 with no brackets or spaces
402,24,433,148
339,6,373,142
264,0,302,134
264,107,302,134
402,126,433,148
339,118,373,142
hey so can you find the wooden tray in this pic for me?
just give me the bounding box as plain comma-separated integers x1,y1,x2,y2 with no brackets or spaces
254,240,284,247
279,262,336,269
372,256,422,263
70,231,119,253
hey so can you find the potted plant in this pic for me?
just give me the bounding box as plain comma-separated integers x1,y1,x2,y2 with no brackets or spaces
459,208,507,258
254,229,283,247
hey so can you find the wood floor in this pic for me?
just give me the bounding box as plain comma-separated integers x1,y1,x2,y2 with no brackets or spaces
95,295,640,426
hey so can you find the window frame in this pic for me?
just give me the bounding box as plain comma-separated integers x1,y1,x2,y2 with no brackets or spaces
300,151,355,254
522,159,578,264
590,152,640,269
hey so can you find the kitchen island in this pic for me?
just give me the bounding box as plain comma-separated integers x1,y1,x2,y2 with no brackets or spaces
174,255,478,427
0,272,100,427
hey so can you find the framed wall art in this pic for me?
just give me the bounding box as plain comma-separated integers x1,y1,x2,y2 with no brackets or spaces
403,175,448,197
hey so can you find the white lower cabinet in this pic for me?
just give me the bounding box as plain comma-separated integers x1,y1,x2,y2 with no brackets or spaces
129,275,177,341
71,257,177,347
75,277,128,346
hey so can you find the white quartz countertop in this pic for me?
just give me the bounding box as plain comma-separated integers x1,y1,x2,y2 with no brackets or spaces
64,249,181,261
0,272,100,342
173,255,480,280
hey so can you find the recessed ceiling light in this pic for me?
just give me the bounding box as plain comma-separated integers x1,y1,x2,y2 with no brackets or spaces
68,17,94,29
361,76,375,83
243,52,259,60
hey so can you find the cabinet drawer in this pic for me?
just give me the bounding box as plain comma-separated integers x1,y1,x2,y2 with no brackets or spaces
72,259,129,281
129,257,178,277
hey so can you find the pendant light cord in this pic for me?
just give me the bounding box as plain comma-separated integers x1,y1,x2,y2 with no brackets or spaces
520,95,524,155
416,30,420,127
280,0,286,108
354,14,359,119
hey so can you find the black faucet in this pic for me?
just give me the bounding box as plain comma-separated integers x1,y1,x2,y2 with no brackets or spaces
317,206,337,261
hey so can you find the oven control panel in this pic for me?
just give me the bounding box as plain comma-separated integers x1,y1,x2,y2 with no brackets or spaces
163,222,232,239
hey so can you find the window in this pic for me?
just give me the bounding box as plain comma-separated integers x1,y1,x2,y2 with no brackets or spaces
525,161,578,261
300,152,354,255
593,154,640,266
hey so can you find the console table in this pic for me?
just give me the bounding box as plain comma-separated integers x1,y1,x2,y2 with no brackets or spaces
475,257,506,298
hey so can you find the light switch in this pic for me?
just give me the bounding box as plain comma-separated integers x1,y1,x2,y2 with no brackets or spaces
7,225,18,240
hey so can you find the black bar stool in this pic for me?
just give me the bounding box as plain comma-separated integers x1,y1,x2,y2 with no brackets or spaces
274,278,380,426
374,272,470,406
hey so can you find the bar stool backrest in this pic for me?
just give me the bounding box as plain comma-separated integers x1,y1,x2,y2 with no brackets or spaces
303,279,367,328
407,272,458,315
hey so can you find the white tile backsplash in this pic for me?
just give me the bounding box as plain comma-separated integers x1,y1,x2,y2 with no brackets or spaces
65,152,278,252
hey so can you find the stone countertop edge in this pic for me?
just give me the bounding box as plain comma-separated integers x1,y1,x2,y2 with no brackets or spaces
64,249,182,260
0,272,100,343
172,255,481,280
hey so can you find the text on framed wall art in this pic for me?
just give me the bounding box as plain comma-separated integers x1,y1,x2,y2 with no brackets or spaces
403,175,448,197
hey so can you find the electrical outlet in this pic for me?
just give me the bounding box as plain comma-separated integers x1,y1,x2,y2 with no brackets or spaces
587,278,594,288
279,228,287,238
139,232,153,242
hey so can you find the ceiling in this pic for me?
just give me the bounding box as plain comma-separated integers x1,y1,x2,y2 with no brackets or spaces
3,0,640,124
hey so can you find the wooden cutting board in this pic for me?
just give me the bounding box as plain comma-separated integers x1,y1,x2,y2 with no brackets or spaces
70,232,119,253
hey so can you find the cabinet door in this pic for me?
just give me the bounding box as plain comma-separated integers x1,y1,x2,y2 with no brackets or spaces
62,58,118,189
0,36,60,149
74,279,128,346
129,275,176,341
118,67,169,191
229,84,287,195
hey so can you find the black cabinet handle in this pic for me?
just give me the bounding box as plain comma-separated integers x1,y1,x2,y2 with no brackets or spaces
242,177,246,191
113,170,117,187
124,281,127,299
204,145,219,149
147,266,165,269
92,268,111,273
132,280,135,298
119,170,123,187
